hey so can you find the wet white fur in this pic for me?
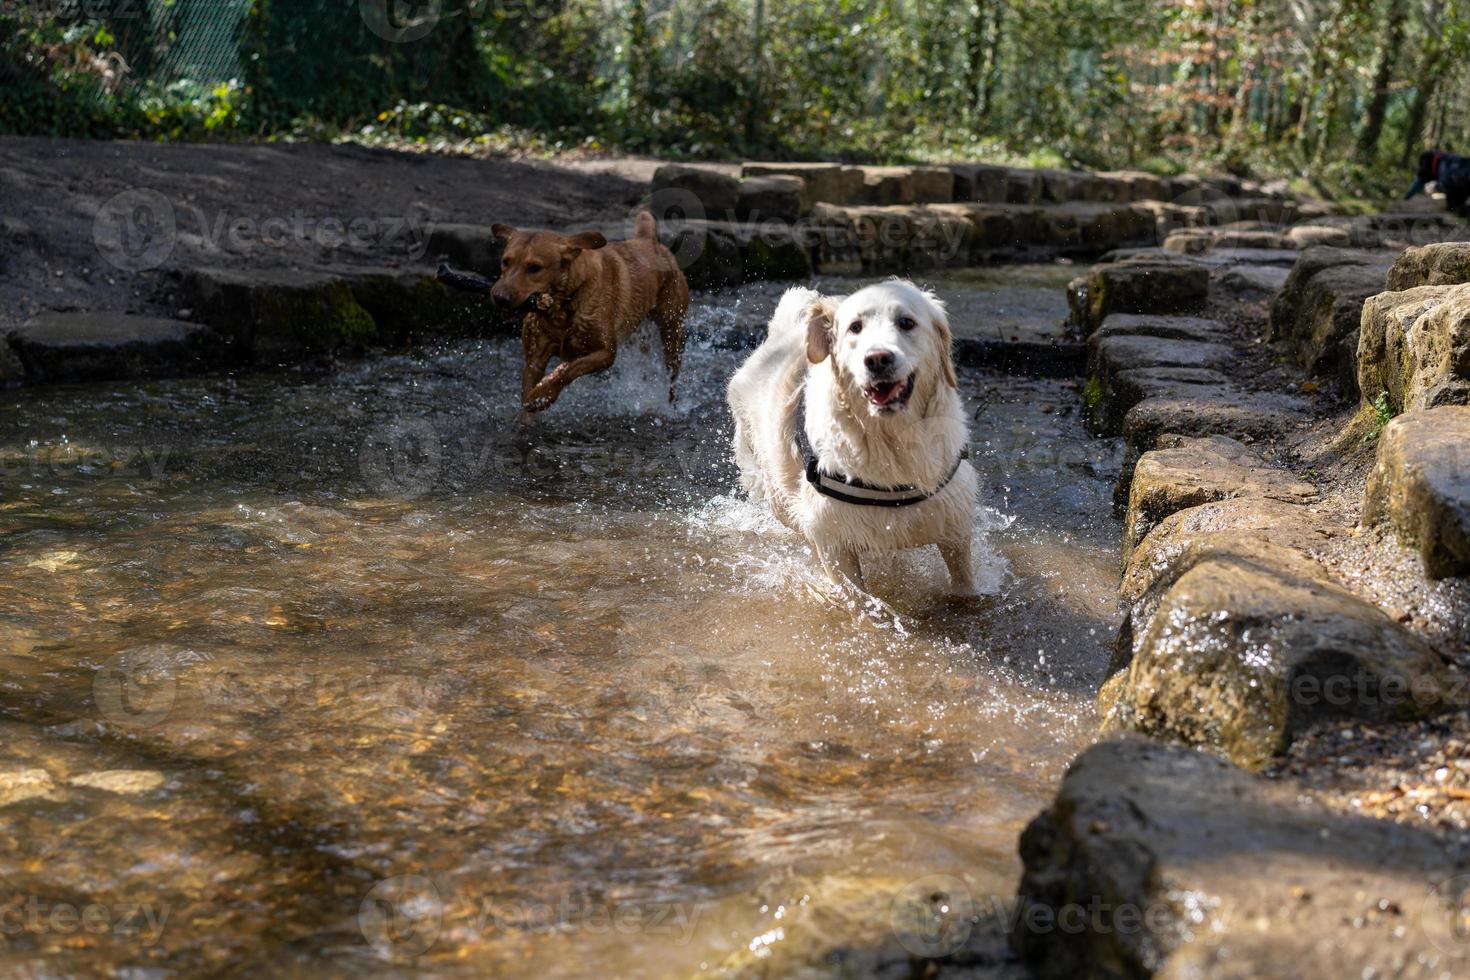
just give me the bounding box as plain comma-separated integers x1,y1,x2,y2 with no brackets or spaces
727,280,978,594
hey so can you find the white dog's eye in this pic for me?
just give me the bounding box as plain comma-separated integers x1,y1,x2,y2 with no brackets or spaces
897,316,917,332
848,320,863,334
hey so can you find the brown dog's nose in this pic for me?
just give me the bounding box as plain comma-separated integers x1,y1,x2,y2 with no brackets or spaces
491,287,514,309
864,349,896,374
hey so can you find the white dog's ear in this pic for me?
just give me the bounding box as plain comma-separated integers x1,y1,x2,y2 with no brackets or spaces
804,297,837,364
923,289,958,388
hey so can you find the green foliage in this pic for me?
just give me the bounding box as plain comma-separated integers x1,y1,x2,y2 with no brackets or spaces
3,0,1469,181
1369,392,1396,439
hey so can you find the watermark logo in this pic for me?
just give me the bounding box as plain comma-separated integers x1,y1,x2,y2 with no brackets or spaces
360,0,442,43
360,418,443,498
94,189,177,273
93,646,178,729
889,874,974,958
1422,875,1470,958
643,188,707,271
359,875,444,959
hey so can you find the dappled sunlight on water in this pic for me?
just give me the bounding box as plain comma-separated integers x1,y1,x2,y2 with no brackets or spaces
0,274,1122,976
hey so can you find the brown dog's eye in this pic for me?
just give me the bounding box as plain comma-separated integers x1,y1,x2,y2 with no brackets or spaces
527,263,543,274
848,320,863,334
501,258,510,268
897,316,917,332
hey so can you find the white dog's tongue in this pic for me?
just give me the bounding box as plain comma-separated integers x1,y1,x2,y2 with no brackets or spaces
868,381,903,405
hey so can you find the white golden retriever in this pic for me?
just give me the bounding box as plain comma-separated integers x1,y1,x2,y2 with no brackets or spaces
727,279,978,595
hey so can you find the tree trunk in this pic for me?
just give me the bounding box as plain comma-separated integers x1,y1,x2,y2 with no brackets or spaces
1401,53,1444,165
967,1,987,117
981,1,1005,121
745,0,765,146
1357,0,1407,160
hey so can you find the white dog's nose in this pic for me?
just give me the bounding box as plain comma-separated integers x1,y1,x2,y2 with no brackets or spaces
864,349,896,374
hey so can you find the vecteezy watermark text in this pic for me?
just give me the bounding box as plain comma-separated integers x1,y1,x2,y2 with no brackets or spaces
0,875,171,947
94,189,429,272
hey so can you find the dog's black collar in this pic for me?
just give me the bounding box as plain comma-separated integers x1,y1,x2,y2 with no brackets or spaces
795,396,968,508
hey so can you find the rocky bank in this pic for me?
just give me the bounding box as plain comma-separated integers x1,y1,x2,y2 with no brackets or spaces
1012,219,1470,976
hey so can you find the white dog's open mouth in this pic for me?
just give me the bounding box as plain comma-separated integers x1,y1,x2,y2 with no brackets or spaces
864,374,915,409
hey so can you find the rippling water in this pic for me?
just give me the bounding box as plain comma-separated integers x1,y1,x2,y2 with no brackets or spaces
0,273,1122,977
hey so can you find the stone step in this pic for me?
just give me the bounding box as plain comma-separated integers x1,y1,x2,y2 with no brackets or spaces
1017,737,1463,978
1216,263,1291,297
1269,246,1399,395
1164,226,1297,254
1357,282,1470,413
1068,256,1211,332
1364,406,1470,579
1103,531,1455,768
180,266,485,362
1083,313,1234,434
5,312,227,382
1122,434,1317,557
1388,241,1470,289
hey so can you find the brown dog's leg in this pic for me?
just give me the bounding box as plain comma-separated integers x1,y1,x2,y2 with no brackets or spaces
653,278,690,403
520,328,556,422
525,348,617,411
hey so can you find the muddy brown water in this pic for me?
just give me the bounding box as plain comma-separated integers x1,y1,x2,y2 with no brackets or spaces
0,272,1121,977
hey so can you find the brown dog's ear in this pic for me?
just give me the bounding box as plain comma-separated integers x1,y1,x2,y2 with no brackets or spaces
564,231,608,254
804,297,837,365
923,288,958,389
491,223,516,241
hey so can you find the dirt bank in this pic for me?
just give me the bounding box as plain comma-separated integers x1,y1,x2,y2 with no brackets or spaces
0,137,660,327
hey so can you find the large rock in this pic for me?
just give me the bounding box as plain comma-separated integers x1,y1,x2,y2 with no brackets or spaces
1357,283,1470,412
6,312,228,381
1109,497,1341,680
1085,315,1234,435
741,162,844,204
1287,224,1353,249
1016,737,1467,980
1104,546,1456,768
949,163,1009,203
1386,242,1470,290
909,166,956,203
1270,247,1396,392
1121,384,1306,455
736,175,808,222
1038,169,1088,203
343,268,463,343
182,267,378,359
729,221,813,281
1092,313,1230,340
1086,365,1232,438
1123,435,1317,557
1164,228,1294,254
803,203,861,276
1217,263,1291,297
860,166,916,206
1099,170,1169,203
650,164,740,220
425,222,503,277
660,220,743,289
1006,169,1043,205
1364,406,1470,578
1090,332,1233,379
844,206,914,270
1070,257,1210,332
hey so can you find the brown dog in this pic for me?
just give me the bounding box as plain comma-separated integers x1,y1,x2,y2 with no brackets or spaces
489,211,689,423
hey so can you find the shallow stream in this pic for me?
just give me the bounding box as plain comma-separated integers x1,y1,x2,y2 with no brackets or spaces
0,270,1122,977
